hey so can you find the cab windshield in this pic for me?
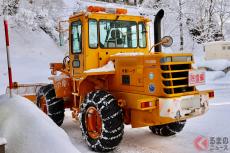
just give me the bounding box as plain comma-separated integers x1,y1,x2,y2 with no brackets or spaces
99,20,138,48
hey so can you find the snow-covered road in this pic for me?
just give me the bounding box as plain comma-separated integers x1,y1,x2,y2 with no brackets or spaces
62,87,230,153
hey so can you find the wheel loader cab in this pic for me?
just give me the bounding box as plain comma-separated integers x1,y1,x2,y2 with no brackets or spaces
68,10,150,77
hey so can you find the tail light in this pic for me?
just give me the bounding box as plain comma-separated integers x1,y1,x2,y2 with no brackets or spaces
141,102,153,108
208,91,214,98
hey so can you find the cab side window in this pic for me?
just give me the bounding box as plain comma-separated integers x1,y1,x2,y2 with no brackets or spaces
72,21,82,53
89,19,98,48
138,22,147,48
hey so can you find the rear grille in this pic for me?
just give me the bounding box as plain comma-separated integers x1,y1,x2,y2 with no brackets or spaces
161,63,195,95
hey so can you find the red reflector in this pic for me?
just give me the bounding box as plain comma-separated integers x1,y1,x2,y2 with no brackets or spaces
141,102,152,108
208,91,214,98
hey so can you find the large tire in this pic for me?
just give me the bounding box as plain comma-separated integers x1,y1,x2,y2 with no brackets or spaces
36,84,65,126
79,90,124,152
149,120,186,136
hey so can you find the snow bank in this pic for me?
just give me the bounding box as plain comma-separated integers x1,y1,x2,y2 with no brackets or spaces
204,41,230,46
0,94,80,153
196,59,230,71
84,61,115,73
0,138,7,145
205,71,226,81
226,71,230,78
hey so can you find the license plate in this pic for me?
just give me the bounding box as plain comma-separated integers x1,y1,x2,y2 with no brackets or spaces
188,70,205,86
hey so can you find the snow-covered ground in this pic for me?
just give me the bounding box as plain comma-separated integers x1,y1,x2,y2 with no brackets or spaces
0,94,80,153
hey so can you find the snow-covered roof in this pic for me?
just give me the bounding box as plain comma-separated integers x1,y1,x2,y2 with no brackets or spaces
204,41,230,46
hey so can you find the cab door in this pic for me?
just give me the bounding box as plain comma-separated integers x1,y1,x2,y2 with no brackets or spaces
70,18,84,77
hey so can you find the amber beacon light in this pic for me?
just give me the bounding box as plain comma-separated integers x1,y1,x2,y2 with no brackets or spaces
87,6,127,14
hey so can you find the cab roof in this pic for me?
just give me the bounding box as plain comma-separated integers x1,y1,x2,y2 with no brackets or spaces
69,6,150,23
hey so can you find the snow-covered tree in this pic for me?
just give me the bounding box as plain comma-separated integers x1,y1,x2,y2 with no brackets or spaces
142,0,186,51
140,0,224,53
141,0,167,9
185,0,222,43
1,0,20,15
214,0,230,38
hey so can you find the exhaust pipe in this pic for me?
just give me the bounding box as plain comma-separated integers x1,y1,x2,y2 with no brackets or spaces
154,9,164,52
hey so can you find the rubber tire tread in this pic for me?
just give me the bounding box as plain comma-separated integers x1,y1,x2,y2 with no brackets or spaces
79,90,124,152
149,120,186,136
36,84,64,126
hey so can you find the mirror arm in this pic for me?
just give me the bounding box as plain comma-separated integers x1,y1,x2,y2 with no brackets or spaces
149,41,163,53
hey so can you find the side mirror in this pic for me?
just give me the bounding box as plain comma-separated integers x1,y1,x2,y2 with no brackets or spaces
149,35,173,52
161,36,173,47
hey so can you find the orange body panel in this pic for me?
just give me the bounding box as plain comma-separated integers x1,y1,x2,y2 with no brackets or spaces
50,76,73,98
109,53,196,98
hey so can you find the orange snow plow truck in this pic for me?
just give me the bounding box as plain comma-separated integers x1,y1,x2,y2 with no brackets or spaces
7,7,214,152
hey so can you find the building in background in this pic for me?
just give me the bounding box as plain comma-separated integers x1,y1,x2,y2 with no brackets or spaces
204,41,230,60
95,0,143,5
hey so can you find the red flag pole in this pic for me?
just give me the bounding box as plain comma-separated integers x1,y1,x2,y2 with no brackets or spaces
3,16,13,97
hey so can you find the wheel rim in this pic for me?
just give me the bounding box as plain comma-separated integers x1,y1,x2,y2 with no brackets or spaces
85,106,102,139
40,96,47,114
